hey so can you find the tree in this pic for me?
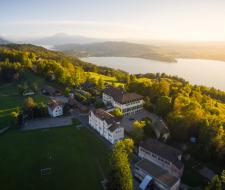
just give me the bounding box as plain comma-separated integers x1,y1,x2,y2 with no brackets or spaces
107,139,134,190
111,108,123,118
97,77,105,90
31,83,38,92
10,108,21,127
205,175,223,190
64,87,71,96
155,96,172,116
24,97,36,110
144,96,153,111
133,120,146,129
130,120,146,143
221,170,225,183
24,97,36,119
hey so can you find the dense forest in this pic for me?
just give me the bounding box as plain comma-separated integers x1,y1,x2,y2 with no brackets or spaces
0,44,224,164
128,74,225,162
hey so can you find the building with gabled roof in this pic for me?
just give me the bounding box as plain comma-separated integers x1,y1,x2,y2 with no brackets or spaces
139,138,184,178
102,86,144,116
135,159,180,190
48,100,63,117
89,108,124,144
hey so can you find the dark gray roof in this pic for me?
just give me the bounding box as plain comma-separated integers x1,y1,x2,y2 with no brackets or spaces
92,108,115,125
140,138,183,169
104,86,143,104
136,159,179,189
153,120,170,134
48,100,63,110
108,123,121,132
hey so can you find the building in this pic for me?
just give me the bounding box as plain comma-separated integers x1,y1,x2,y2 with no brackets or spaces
102,86,144,116
134,159,180,190
152,120,170,140
48,100,63,117
89,108,124,144
42,85,61,96
138,139,184,178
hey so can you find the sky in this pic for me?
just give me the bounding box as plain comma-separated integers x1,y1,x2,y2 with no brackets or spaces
1,0,225,41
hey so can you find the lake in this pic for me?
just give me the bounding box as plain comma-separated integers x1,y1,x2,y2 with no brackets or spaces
81,57,225,91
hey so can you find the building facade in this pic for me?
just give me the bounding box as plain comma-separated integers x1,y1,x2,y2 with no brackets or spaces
134,159,180,190
48,100,63,117
102,86,144,116
138,139,184,178
89,109,124,144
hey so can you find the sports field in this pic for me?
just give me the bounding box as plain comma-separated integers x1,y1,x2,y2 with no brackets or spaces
0,126,110,190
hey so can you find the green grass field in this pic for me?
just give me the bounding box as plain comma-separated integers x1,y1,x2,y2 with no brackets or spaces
86,72,124,87
0,126,110,190
0,72,50,129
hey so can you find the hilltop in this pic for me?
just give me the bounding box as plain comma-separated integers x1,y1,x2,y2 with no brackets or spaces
55,41,225,63
0,36,10,44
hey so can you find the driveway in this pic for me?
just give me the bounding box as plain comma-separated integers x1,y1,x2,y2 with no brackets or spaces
121,109,160,132
22,117,72,131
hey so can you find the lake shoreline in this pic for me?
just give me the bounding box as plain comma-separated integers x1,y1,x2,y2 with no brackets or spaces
80,56,225,91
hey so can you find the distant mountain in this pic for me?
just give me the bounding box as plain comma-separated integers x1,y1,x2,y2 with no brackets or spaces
55,41,225,63
55,41,176,62
26,33,104,46
0,36,11,44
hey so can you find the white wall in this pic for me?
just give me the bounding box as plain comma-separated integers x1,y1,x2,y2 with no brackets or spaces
48,106,63,117
89,111,124,144
138,147,182,178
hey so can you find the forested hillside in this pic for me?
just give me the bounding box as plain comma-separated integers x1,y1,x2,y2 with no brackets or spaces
0,44,224,164
55,41,225,63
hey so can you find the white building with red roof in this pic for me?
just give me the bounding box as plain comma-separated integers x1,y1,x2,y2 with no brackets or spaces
102,86,144,116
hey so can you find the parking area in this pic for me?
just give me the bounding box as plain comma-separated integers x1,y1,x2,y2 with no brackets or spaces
121,109,160,132
22,117,72,131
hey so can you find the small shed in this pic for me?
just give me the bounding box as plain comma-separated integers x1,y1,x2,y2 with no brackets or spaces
152,119,170,140
42,85,61,96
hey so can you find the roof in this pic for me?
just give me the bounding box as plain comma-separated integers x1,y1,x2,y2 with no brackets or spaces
82,82,95,89
153,120,170,134
140,138,183,169
139,175,152,190
48,100,63,111
92,108,116,125
103,86,143,104
42,85,56,95
91,109,122,132
136,159,179,189
68,97,78,106
108,123,121,132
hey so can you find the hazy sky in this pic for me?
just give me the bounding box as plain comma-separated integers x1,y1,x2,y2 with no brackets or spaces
1,0,225,41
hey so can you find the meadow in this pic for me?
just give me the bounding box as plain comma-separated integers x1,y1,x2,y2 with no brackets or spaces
0,72,50,129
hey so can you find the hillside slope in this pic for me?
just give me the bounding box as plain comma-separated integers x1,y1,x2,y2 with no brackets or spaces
55,41,176,62
55,41,225,63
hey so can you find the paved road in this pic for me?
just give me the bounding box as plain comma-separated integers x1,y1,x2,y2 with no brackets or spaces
22,117,72,131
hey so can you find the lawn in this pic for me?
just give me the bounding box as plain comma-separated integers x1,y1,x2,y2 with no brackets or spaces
0,72,50,129
86,72,124,87
0,126,110,190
